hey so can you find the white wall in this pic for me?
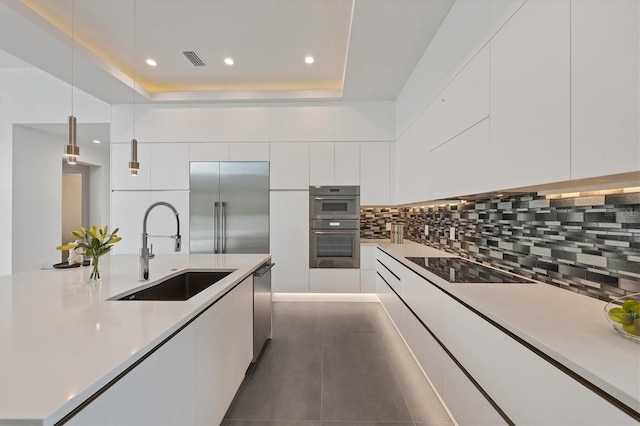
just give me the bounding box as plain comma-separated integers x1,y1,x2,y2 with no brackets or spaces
11,125,110,273
0,64,111,275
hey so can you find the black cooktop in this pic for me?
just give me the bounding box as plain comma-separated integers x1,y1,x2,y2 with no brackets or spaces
405,257,533,284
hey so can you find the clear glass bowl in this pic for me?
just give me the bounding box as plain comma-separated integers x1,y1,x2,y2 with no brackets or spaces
604,292,640,343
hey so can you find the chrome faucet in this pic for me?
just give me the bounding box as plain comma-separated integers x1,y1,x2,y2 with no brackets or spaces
140,201,181,281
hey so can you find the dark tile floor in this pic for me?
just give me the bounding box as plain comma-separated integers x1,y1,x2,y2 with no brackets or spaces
222,302,453,426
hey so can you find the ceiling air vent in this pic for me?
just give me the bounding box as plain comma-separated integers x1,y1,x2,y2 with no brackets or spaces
182,50,206,67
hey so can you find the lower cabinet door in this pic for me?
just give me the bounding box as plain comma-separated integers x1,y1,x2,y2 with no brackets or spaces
196,277,253,425
67,325,197,426
441,355,507,426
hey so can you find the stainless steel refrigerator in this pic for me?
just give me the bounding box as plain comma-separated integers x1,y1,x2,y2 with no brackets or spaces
190,162,269,254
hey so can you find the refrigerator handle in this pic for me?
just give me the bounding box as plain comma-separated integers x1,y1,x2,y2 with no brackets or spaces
221,201,227,253
214,201,219,253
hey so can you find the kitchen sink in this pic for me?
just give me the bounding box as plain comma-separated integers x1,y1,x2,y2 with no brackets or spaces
115,270,235,301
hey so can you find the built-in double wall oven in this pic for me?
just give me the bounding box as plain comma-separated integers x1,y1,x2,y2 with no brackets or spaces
309,186,360,268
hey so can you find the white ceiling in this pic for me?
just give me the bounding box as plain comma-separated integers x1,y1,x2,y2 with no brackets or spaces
0,0,454,104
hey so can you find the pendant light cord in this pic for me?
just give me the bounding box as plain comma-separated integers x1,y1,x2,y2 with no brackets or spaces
133,0,136,140
71,0,74,116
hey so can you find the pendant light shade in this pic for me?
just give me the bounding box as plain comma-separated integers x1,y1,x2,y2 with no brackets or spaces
129,138,139,176
65,115,79,164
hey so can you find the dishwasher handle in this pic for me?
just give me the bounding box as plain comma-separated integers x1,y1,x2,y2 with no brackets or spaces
254,263,275,277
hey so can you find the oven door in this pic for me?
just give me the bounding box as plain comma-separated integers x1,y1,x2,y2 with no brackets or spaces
310,195,360,219
309,220,360,268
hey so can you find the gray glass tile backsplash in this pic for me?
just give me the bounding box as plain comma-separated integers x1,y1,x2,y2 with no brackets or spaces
361,193,640,301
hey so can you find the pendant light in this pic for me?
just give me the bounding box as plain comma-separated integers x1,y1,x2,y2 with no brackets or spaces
64,0,79,165
129,0,139,176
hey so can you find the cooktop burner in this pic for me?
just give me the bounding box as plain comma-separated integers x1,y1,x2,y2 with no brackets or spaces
405,257,533,284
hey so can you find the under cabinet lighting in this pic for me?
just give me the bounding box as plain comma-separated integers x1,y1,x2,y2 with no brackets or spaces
546,187,640,199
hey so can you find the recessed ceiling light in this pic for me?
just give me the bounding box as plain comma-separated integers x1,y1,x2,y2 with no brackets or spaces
146,58,157,67
224,57,234,66
92,140,101,144
304,56,314,64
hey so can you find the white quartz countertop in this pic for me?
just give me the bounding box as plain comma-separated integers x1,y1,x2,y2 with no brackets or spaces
0,253,270,425
373,240,640,415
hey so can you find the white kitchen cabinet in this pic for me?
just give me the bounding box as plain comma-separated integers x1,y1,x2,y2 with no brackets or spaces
376,272,403,329
440,354,507,426
231,276,254,377
150,143,190,190
269,142,309,190
360,244,377,270
110,191,187,256
399,303,444,394
309,142,335,186
428,119,491,200
489,0,570,190
270,191,309,292
360,142,391,205
376,248,637,425
442,283,636,425
110,191,151,254
360,269,376,294
571,0,640,179
335,142,360,185
111,142,151,190
67,276,253,426
195,276,253,425
148,191,189,255
394,130,427,205
135,105,190,143
188,106,269,142
189,143,230,161
67,321,197,426
309,268,360,293
359,243,378,293
426,44,490,152
229,142,270,161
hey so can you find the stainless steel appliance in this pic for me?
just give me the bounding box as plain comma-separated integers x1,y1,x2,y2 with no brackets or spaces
190,162,269,254
252,262,274,362
310,185,360,219
309,186,360,268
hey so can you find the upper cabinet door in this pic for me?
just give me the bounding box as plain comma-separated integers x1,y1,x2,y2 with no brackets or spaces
111,142,151,190
335,142,360,185
269,142,309,189
489,0,570,190
361,142,391,206
150,143,190,190
427,45,490,152
309,142,335,186
571,0,640,179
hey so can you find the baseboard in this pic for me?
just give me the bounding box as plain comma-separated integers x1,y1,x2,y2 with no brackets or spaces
272,292,380,302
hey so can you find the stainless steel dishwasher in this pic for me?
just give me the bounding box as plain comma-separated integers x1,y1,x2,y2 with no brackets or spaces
252,262,274,362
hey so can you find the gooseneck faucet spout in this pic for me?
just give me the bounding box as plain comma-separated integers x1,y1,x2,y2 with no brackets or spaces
140,201,181,281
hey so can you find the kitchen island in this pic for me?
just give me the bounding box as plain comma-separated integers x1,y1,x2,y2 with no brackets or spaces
0,253,269,425
372,240,640,425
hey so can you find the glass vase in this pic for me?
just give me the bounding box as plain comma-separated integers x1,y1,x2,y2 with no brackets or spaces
89,256,102,282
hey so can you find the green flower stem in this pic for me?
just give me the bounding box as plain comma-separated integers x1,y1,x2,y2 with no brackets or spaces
90,256,101,281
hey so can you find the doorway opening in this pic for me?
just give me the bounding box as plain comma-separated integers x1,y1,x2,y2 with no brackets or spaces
61,162,90,262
